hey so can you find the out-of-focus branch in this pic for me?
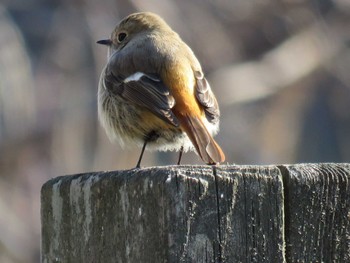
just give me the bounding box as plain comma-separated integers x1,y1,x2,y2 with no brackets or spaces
211,20,347,105
0,5,36,142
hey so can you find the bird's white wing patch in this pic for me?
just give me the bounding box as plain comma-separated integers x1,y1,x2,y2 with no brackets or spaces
124,72,145,83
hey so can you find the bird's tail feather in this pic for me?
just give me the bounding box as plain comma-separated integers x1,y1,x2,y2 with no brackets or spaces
180,114,225,164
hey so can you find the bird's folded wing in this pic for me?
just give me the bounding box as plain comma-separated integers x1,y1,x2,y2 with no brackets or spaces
194,71,220,125
103,71,180,127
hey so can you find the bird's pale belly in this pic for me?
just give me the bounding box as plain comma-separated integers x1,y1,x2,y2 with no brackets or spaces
98,94,193,152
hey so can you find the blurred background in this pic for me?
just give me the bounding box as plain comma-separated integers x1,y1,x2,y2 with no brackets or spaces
1,0,350,262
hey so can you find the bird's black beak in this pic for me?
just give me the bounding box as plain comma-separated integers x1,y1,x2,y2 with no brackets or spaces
97,39,112,46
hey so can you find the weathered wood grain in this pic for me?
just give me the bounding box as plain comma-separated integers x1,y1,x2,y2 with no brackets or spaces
41,163,350,263
41,165,284,262
279,163,350,263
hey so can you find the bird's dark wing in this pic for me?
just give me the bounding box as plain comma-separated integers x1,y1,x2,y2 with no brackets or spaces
103,70,180,127
194,71,220,124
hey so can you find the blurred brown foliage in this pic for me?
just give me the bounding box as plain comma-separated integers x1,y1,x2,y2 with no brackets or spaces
1,0,350,262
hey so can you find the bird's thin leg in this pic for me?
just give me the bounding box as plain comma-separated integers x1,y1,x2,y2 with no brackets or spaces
135,131,159,168
136,140,148,168
177,146,184,165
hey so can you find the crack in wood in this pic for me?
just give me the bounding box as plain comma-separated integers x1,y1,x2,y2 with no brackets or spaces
213,166,223,263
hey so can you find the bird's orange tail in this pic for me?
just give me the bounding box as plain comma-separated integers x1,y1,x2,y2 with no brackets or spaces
180,114,225,164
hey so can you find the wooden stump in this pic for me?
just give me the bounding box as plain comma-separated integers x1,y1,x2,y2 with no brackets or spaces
41,164,350,262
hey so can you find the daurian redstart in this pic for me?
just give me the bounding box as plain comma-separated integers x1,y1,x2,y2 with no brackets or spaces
97,12,225,167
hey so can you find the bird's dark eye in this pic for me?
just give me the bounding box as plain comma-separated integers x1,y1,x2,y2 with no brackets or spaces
117,32,127,43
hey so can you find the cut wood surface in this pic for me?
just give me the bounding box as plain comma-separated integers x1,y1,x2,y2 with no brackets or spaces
41,163,350,263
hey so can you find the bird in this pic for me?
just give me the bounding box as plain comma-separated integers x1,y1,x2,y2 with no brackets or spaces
97,12,225,168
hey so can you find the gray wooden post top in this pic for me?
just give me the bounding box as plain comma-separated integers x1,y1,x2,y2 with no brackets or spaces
41,163,350,263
